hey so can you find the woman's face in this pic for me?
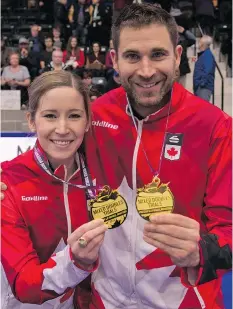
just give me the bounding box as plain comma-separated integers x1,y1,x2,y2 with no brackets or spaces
28,87,88,168
93,43,100,53
10,54,19,66
71,38,77,48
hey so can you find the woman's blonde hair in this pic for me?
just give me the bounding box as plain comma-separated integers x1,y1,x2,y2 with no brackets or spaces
28,71,91,124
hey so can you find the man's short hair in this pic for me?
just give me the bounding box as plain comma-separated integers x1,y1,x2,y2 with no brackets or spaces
112,3,178,52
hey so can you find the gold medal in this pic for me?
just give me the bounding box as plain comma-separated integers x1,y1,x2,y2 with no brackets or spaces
89,186,128,229
136,176,174,220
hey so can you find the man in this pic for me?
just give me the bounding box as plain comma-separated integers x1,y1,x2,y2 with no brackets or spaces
18,37,40,79
85,4,231,308
1,4,232,309
41,50,66,72
54,0,69,40
68,0,90,45
40,36,54,70
193,35,215,102
29,24,44,53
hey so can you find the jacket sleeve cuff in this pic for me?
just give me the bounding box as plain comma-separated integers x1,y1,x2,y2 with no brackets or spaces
69,247,99,273
180,242,204,287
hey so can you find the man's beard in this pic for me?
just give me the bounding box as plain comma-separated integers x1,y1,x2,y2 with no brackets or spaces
121,71,176,112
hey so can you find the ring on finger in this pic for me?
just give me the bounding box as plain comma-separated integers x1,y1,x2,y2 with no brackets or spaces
78,237,88,248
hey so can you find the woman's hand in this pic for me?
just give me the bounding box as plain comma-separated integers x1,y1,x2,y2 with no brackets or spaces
68,219,108,270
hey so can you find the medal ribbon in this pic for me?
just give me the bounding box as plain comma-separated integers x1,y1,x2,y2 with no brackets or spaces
127,93,172,177
33,144,97,199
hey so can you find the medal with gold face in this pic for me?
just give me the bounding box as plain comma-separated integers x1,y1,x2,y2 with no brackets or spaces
89,186,128,229
136,176,174,220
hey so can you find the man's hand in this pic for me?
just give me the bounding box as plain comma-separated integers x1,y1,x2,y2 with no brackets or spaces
177,25,185,33
68,219,108,270
143,214,200,268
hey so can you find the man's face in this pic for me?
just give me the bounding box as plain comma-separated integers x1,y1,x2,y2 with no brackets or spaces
52,51,63,65
78,0,85,4
31,26,39,37
45,38,53,48
53,28,61,38
112,24,182,108
19,42,29,51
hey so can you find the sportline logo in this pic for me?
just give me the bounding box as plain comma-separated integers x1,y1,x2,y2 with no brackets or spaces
92,120,118,130
22,196,48,201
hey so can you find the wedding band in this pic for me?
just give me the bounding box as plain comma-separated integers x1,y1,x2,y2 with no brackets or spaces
78,237,88,248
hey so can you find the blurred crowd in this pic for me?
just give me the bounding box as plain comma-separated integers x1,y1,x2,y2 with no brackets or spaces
1,0,232,108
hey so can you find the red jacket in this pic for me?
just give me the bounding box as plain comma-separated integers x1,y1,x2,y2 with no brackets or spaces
1,143,92,309
84,83,232,309
63,49,85,67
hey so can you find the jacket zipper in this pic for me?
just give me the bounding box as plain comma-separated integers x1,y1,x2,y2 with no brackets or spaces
194,287,206,308
129,120,143,304
63,182,72,237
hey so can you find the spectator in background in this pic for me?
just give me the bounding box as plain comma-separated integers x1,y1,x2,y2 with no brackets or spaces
40,36,54,70
89,85,102,101
18,37,40,79
54,0,69,40
195,0,215,36
1,38,12,69
193,35,215,102
52,26,66,50
68,0,90,46
88,0,108,46
1,52,30,109
104,69,121,93
29,24,44,53
86,42,105,71
177,25,196,87
63,36,85,70
82,69,93,89
38,0,54,24
53,41,63,51
42,50,68,72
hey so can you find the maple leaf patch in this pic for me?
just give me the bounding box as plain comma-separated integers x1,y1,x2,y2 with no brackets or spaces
167,147,178,157
164,145,181,161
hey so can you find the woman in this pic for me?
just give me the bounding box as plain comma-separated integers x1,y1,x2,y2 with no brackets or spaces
63,36,85,69
86,42,105,71
1,71,107,309
1,52,31,109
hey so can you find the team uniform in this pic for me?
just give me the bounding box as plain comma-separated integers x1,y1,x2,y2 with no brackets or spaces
1,143,94,309
85,83,232,309
1,83,232,309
